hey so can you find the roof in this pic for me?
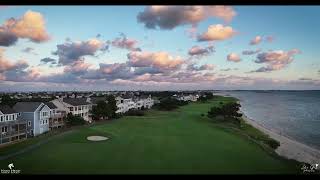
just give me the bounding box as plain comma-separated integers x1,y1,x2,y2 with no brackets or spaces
121,95,133,99
63,98,90,106
90,97,106,105
0,105,16,114
44,102,57,109
13,102,43,112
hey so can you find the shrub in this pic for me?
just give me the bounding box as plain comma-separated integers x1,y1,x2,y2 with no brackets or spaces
125,110,145,116
65,113,86,127
201,113,204,117
266,139,280,149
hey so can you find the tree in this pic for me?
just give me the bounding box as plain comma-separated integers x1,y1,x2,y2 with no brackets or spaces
106,95,117,118
65,113,86,127
90,101,109,121
207,102,242,120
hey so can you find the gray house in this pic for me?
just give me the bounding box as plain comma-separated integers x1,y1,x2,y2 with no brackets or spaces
13,102,51,136
0,105,27,145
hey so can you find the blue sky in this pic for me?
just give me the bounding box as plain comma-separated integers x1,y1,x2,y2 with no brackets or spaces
0,6,320,91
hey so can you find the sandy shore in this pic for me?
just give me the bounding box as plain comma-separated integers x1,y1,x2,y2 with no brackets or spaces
241,112,320,165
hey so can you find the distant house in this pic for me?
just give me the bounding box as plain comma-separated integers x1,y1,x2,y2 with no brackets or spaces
45,102,66,130
51,98,92,122
175,94,199,102
13,102,51,136
0,105,27,145
116,95,154,114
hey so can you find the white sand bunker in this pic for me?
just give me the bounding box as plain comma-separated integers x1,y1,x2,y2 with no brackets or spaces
87,136,109,141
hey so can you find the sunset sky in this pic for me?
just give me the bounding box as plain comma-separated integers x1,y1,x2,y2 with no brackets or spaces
1,6,320,91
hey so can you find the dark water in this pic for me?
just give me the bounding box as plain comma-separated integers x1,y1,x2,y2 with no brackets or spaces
216,91,320,150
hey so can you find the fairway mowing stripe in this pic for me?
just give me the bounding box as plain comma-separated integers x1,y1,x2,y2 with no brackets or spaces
0,130,75,160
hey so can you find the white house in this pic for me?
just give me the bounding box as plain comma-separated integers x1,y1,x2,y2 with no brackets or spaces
13,102,51,136
115,95,154,114
51,98,92,122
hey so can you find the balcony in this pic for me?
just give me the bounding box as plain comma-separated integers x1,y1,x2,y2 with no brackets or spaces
1,130,27,138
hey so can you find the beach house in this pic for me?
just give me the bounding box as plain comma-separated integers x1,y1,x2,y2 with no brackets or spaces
0,105,27,145
13,102,51,136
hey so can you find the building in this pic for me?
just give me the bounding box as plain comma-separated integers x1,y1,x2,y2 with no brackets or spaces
45,102,66,130
116,95,154,114
174,94,199,102
0,105,27,145
13,102,51,137
115,95,135,114
51,98,92,122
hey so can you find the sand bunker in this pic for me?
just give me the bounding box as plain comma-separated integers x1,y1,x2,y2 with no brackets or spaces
87,136,109,141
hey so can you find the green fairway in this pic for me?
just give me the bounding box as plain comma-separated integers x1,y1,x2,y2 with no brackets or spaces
0,96,300,174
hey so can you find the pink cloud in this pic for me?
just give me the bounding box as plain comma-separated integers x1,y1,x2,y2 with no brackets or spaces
127,51,184,70
197,24,236,42
227,53,241,62
137,6,236,30
250,36,262,45
0,10,50,45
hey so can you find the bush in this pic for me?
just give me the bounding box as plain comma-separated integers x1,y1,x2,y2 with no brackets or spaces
65,113,86,127
201,113,204,117
125,110,145,116
157,97,187,111
266,139,280,149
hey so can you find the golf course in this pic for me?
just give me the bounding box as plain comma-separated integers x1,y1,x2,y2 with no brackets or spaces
0,96,300,174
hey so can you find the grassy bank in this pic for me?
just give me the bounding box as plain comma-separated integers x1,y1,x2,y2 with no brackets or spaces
0,96,300,174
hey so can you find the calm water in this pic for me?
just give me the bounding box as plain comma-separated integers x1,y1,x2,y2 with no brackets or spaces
216,90,320,150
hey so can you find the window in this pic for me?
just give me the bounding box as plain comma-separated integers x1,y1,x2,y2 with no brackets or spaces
40,120,42,125
45,120,48,124
18,113,21,116
69,107,73,111
0,116,3,122
12,114,14,120
75,107,78,111
42,112,48,117
1,126,8,133
28,121,31,126
78,106,82,111
6,115,8,121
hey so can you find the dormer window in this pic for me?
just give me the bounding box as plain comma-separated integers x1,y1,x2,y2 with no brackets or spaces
18,113,21,116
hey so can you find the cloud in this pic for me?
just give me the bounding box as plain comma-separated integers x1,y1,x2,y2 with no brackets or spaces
197,24,236,42
299,78,313,81
40,57,57,65
187,63,215,71
188,45,214,57
227,53,241,62
127,51,184,70
63,60,92,75
53,38,107,65
0,49,31,81
137,6,236,30
266,36,274,43
21,47,38,55
242,49,261,55
111,33,141,51
251,49,301,72
250,36,262,45
0,31,18,46
0,10,50,46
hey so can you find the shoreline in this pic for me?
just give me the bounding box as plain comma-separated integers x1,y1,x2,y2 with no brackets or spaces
240,110,320,165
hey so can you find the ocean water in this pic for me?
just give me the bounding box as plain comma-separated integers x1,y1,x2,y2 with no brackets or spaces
216,90,320,150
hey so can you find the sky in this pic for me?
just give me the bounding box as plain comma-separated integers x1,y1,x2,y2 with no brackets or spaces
0,5,320,91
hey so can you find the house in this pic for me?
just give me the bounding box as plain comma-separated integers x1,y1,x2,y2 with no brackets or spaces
116,95,154,114
174,94,199,102
51,98,92,122
115,95,135,114
45,102,66,130
0,105,27,145
13,102,51,137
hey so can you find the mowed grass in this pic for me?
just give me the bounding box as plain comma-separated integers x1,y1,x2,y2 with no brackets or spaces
0,96,300,174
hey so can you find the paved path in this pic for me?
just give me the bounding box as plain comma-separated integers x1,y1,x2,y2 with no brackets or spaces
0,130,74,161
